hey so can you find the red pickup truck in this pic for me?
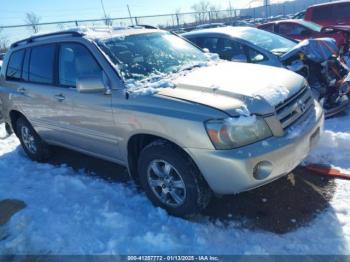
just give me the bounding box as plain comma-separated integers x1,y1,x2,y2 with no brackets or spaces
304,0,350,27
258,19,344,47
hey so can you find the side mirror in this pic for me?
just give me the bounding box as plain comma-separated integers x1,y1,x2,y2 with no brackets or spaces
77,76,106,93
321,27,336,34
231,54,248,63
202,48,210,53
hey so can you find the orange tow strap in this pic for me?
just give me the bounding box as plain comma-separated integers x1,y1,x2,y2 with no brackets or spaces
301,164,350,180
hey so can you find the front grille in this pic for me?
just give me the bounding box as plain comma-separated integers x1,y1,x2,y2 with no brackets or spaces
275,85,313,129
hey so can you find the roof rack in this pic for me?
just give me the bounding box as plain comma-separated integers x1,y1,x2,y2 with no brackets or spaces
10,30,84,48
130,24,159,29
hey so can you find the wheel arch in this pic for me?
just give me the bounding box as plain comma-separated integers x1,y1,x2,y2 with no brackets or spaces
9,110,27,136
127,133,201,184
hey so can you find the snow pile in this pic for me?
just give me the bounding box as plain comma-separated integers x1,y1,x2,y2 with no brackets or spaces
125,60,222,96
125,76,175,96
235,105,251,117
225,115,256,127
255,85,291,107
204,52,220,61
307,114,350,168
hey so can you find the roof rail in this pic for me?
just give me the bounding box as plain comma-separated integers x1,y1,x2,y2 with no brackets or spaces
130,24,159,29
10,30,84,48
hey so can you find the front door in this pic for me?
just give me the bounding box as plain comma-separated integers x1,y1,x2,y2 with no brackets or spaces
56,42,119,160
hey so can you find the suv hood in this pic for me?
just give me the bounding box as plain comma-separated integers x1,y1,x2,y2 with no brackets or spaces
158,61,304,116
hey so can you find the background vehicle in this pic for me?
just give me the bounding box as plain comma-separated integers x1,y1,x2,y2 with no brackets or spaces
195,23,224,30
0,27,323,217
304,0,350,27
225,20,255,27
258,19,344,47
183,26,350,117
292,10,305,20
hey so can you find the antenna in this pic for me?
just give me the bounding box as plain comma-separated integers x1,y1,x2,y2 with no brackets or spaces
127,5,134,26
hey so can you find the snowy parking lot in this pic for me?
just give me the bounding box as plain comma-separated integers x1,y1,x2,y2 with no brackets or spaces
0,109,350,255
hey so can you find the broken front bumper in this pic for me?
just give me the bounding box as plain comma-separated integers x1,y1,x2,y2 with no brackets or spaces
185,101,324,195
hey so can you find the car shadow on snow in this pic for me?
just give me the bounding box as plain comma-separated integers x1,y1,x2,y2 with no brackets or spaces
44,146,338,235
202,168,337,234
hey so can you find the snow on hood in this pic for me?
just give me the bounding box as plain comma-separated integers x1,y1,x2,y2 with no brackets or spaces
159,61,304,113
124,55,220,97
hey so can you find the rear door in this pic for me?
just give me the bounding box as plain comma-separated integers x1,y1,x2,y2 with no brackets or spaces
14,43,76,144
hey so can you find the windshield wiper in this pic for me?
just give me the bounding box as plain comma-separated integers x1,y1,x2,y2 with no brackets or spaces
180,63,203,72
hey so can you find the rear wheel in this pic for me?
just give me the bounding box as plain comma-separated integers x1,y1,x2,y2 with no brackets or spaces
138,140,212,217
16,117,52,162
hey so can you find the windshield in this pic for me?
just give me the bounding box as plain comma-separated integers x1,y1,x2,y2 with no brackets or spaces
97,32,209,80
239,28,297,55
298,20,322,32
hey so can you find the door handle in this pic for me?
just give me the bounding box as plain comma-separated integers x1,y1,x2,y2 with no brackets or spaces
17,87,26,94
54,94,65,102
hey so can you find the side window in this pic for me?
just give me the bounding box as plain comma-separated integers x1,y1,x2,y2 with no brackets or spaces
59,43,102,87
201,38,219,53
246,47,266,63
311,7,332,21
216,38,246,61
260,24,274,32
6,49,25,81
279,23,308,36
187,37,202,47
29,45,55,84
335,4,350,19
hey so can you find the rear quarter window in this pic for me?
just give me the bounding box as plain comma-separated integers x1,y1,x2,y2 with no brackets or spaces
334,3,350,19
6,49,25,81
260,24,274,32
311,6,332,21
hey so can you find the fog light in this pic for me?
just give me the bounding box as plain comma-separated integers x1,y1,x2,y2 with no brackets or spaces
253,161,273,180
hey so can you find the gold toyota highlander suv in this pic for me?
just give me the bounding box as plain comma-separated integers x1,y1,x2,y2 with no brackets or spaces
0,27,324,216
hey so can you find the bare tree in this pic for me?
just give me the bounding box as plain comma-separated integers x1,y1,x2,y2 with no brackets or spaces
0,29,9,52
99,0,112,26
209,4,221,21
174,8,182,28
191,1,210,23
25,12,41,33
102,14,113,26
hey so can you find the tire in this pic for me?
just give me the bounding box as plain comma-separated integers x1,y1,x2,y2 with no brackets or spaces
138,140,212,217
16,117,52,162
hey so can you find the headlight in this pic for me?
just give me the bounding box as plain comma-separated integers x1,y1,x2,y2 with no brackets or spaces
205,116,272,150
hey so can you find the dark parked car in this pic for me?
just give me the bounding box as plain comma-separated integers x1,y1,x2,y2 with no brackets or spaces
292,10,305,20
258,19,344,47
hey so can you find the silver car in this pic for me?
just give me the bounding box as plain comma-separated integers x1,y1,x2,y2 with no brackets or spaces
0,27,323,216
182,26,297,67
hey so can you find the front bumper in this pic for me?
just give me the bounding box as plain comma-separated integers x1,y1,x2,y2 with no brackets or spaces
185,101,324,195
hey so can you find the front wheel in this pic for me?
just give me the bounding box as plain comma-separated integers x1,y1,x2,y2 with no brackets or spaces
138,140,212,217
16,117,52,162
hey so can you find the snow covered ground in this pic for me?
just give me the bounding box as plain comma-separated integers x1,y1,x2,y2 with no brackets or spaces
0,109,350,255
